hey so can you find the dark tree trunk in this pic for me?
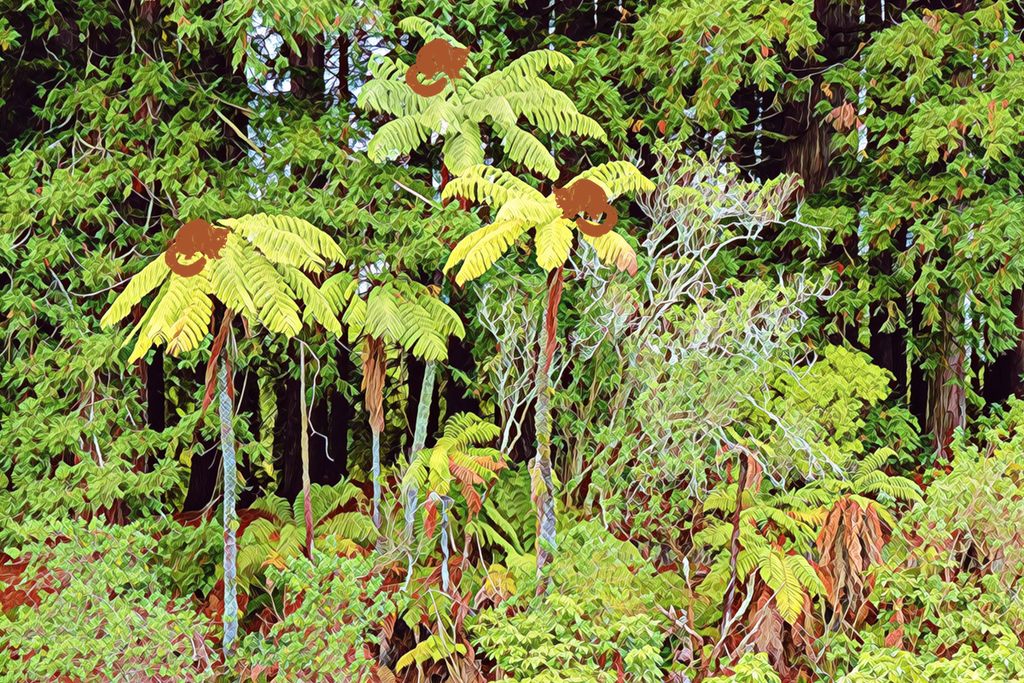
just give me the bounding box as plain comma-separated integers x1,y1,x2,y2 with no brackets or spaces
181,364,220,512
510,398,538,465
147,347,166,431
329,346,355,479
909,299,929,432
868,239,908,398
984,288,1024,405
234,364,260,508
274,371,303,503
309,398,340,486
445,335,480,419
928,307,966,462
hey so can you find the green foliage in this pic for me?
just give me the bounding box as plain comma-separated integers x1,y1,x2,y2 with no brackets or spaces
236,481,376,593
705,653,782,683
443,162,654,282
236,545,400,682
909,397,1024,583
359,23,606,180
0,518,219,682
470,519,678,683
100,213,346,362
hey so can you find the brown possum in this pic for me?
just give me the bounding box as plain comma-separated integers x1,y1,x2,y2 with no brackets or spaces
552,178,618,237
164,219,229,278
405,39,471,98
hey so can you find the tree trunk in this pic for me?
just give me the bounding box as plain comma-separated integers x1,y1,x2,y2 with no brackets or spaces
362,336,387,532
404,360,437,585
146,347,166,431
182,363,220,512
445,335,480,419
533,268,562,594
274,371,303,502
929,308,966,462
300,344,314,561
406,354,441,450
984,288,1024,405
218,355,239,657
329,345,355,478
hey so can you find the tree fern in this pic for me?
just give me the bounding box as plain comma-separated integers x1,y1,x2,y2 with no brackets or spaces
101,214,348,361
443,164,654,285
358,24,606,180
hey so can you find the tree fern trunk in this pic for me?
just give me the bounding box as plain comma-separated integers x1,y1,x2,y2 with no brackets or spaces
300,344,314,561
930,307,966,462
404,360,436,585
372,426,382,531
218,355,239,657
533,268,562,594
362,336,387,535
533,365,556,591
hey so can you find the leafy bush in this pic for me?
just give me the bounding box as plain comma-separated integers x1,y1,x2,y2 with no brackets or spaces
0,518,219,683
236,539,402,683
470,519,678,683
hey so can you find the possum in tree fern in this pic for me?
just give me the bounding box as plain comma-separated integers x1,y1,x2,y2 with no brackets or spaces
164,219,229,277
552,178,618,237
405,39,471,98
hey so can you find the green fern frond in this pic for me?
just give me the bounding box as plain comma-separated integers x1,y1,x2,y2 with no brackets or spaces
535,217,574,272
502,49,574,78
441,120,485,175
492,122,558,180
278,264,343,339
367,116,432,164
398,17,466,49
580,230,638,276
252,495,294,524
578,161,657,197
100,253,172,328
209,235,259,321
446,218,528,285
222,214,327,272
462,96,518,128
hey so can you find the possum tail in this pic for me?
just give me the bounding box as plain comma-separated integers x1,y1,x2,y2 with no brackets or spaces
165,246,207,278
405,63,447,98
574,205,618,238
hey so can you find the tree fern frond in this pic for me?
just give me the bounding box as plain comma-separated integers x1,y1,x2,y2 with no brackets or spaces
162,284,214,360
100,253,172,328
580,230,638,276
235,247,303,338
367,116,431,164
441,120,485,176
398,17,466,49
358,60,429,117
225,214,326,272
278,264,343,339
535,217,574,272
494,196,561,226
446,219,528,286
365,284,408,342
251,495,294,524
577,161,657,197
209,234,259,321
462,96,518,128
502,49,575,78
492,122,558,180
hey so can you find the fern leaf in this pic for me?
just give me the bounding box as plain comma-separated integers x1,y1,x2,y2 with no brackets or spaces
580,230,638,276
535,217,574,272
492,122,558,180
446,219,528,285
367,116,431,164
100,253,172,328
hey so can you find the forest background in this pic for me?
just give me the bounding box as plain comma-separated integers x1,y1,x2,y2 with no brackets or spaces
3,0,1024,681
